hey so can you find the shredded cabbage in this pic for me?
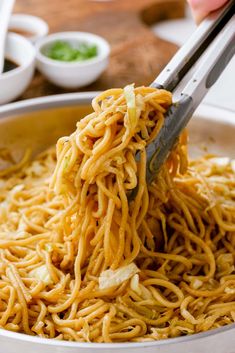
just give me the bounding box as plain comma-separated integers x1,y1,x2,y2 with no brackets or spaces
210,157,230,173
0,200,8,220
10,184,24,195
139,284,153,299
29,265,52,285
99,262,139,290
28,161,45,176
231,311,235,321
130,274,142,295
231,160,235,173
192,278,203,289
124,84,137,132
224,287,235,294
17,218,28,232
45,243,53,252
211,157,230,166
216,253,234,274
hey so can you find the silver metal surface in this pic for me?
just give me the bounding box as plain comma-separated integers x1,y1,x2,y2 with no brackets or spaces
0,93,234,353
0,91,98,118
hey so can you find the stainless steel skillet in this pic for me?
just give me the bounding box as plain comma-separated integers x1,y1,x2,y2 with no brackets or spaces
0,94,234,353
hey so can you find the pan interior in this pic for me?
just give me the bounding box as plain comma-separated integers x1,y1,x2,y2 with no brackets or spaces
0,103,234,351
0,105,234,169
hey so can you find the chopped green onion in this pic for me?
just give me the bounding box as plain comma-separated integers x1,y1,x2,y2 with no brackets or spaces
44,41,98,62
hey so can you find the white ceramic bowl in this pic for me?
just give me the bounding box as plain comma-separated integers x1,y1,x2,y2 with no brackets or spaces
9,14,49,44
0,33,35,105
35,32,110,89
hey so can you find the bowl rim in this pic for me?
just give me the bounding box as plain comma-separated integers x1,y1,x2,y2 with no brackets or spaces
35,31,110,68
1,32,35,79
0,94,234,348
9,13,49,41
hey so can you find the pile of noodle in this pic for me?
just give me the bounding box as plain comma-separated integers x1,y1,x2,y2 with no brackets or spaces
0,86,234,343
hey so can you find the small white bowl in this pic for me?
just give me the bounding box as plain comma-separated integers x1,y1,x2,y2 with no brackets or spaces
9,14,49,44
35,32,110,89
0,33,35,105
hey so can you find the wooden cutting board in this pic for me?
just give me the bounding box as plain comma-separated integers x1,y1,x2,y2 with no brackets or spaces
14,0,185,99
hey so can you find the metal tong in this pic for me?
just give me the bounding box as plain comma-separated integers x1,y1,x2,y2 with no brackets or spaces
145,0,235,184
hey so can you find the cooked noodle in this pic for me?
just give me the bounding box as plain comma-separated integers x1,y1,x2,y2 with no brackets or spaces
0,86,234,342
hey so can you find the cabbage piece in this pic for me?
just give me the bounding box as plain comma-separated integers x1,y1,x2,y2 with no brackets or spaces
216,253,234,275
130,273,153,299
124,84,137,132
0,180,6,188
0,200,8,220
210,157,230,172
29,161,45,176
17,218,28,232
99,263,139,290
191,278,203,289
210,157,230,166
130,273,142,295
10,184,24,197
231,160,235,173
231,311,235,321
224,287,235,294
45,243,53,252
29,265,52,285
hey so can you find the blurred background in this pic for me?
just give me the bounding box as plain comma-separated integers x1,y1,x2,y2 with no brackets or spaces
14,0,235,111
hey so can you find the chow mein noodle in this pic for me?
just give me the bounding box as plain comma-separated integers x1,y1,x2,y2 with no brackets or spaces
0,86,234,342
